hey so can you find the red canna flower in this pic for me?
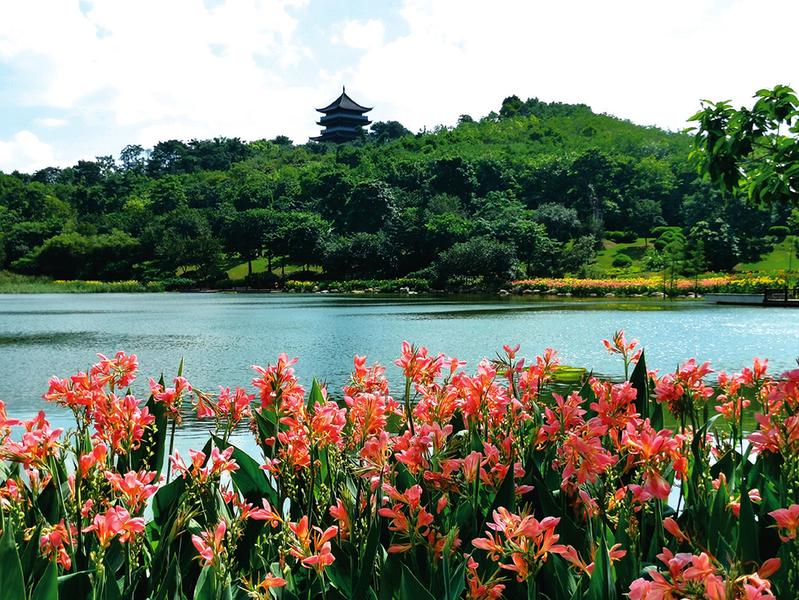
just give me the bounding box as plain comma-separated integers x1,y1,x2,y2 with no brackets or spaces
40,520,76,569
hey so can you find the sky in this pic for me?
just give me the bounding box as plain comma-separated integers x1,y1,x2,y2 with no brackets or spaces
0,0,797,173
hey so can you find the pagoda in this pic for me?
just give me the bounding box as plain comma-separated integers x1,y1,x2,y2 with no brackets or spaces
311,87,372,143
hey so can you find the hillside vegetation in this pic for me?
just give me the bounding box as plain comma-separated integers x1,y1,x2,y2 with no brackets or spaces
1,95,795,289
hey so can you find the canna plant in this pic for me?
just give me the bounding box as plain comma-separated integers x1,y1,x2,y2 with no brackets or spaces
0,336,796,600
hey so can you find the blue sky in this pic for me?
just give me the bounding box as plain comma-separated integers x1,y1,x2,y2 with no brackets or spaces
0,0,797,173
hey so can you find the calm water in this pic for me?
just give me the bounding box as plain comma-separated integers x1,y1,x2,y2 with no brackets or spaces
0,293,797,447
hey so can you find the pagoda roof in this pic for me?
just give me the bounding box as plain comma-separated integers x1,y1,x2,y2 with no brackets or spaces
316,87,372,113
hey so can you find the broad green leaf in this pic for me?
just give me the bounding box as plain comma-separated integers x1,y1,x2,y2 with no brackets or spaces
211,436,278,507
32,561,59,600
738,481,759,564
586,534,616,600
353,521,380,598
400,564,435,600
130,392,169,477
629,349,648,418
446,560,466,600
379,554,402,600
0,519,26,600
306,378,325,412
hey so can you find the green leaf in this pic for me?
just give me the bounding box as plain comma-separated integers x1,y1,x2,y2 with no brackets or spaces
0,519,26,600
130,392,169,477
306,378,325,412
193,567,215,600
152,476,187,525
587,534,616,600
211,436,278,507
400,564,435,600
32,561,59,600
738,481,759,564
480,462,515,533
353,521,380,598
446,560,466,600
629,350,649,418
379,554,402,600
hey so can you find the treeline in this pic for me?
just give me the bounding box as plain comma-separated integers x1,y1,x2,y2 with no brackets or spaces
0,95,793,288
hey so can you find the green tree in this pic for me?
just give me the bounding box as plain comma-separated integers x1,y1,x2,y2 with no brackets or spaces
689,85,799,206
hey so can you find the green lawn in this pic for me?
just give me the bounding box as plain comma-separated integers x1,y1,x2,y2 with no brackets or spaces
226,258,321,281
737,237,799,273
594,238,651,272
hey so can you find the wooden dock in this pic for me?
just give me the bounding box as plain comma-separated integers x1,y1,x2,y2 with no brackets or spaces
706,288,799,307
763,287,799,307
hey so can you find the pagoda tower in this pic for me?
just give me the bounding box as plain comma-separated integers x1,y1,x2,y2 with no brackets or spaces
311,87,372,143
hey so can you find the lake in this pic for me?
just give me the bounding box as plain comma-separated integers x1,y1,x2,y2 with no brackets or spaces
0,292,796,448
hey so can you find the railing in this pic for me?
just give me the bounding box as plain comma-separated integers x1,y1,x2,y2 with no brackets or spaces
764,287,799,303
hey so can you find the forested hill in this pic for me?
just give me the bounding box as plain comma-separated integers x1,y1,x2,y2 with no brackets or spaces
0,95,786,288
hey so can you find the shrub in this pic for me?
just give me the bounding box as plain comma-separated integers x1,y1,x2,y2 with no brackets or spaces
605,230,638,243
769,225,790,241
612,254,633,268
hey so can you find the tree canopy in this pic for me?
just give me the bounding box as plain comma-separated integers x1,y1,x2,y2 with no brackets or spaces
0,94,790,287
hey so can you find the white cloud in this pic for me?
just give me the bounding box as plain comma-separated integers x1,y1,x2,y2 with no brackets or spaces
0,0,318,160
1,0,798,171
0,131,56,173
35,117,67,128
343,0,799,134
332,19,385,50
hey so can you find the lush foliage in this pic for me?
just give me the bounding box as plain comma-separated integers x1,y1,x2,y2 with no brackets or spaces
690,85,799,207
1,335,797,599
1,96,793,289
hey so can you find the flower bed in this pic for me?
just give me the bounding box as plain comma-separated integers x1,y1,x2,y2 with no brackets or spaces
284,278,431,293
1,335,797,599
512,275,787,297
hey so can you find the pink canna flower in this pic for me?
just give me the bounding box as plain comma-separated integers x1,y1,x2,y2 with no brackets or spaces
84,506,145,547
215,386,253,426
249,499,282,528
329,499,351,539
191,520,227,568
0,400,21,439
602,330,642,373
251,354,303,411
39,520,76,569
258,573,287,591
105,469,159,512
91,351,138,390
288,516,338,573
472,507,564,582
92,393,154,454
0,412,62,468
769,504,799,541
150,376,192,423
79,443,108,477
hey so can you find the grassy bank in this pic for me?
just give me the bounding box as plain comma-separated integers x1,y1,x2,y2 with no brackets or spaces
0,271,162,293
